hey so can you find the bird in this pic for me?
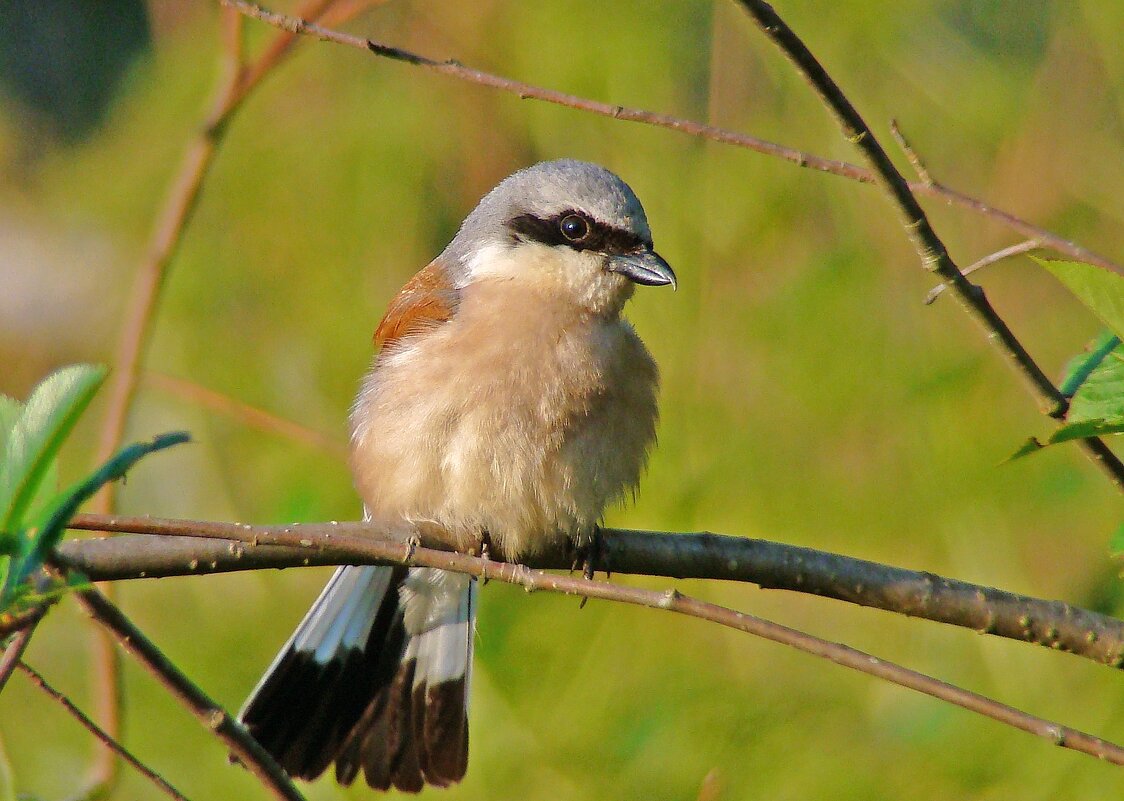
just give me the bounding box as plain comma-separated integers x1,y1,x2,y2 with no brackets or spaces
238,159,676,792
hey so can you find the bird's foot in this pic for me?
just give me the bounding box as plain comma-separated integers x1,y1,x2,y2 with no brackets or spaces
472,529,494,585
570,528,608,608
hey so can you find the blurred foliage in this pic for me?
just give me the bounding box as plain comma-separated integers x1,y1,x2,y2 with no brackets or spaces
0,0,150,146
1,0,1124,799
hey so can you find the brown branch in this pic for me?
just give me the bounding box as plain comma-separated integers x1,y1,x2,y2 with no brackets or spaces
889,118,934,186
223,0,1124,491
71,587,306,801
79,11,247,793
77,1,364,792
221,0,1118,276
0,606,46,693
17,662,192,801
61,514,1124,670
145,372,347,460
924,239,1044,305
730,0,1124,489
56,515,1124,767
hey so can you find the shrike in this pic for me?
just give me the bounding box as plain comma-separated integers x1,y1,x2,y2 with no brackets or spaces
239,159,675,791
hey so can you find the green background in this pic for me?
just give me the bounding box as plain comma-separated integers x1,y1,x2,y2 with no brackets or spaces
2,1,1124,798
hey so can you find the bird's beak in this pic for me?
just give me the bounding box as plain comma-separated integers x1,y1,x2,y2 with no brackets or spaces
608,248,678,290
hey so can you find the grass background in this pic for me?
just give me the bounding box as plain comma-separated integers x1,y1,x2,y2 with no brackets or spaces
2,1,1124,798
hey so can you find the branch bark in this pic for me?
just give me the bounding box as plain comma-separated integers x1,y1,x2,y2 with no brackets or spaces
52,514,1124,767
61,514,1124,671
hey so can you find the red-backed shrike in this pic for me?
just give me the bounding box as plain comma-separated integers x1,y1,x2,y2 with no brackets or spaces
239,160,675,791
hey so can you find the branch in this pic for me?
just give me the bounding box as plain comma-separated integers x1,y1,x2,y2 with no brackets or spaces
0,606,46,693
71,586,306,801
62,514,1124,670
223,0,1124,492
924,239,1044,305
17,662,192,801
144,372,347,460
220,0,1120,278
57,515,1124,766
77,1,364,792
731,0,1124,490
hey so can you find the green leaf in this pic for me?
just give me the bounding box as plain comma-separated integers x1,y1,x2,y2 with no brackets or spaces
1011,337,1124,460
1059,331,1121,399
0,364,107,532
1047,418,1124,444
1067,350,1124,424
1036,258,1124,341
1009,437,1047,460
3,431,190,597
0,396,22,457
1009,418,1124,460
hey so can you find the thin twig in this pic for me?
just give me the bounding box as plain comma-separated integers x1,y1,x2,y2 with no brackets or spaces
730,0,1124,489
17,662,192,801
924,239,1044,305
224,0,1124,489
890,118,933,186
79,11,248,792
61,514,1124,670
0,606,45,694
71,587,306,801
78,1,360,792
60,516,1124,766
145,372,347,460
220,0,1120,276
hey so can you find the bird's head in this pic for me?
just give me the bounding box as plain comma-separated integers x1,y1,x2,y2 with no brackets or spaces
444,160,676,317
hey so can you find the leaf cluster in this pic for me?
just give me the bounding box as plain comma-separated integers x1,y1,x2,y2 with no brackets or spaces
0,365,188,630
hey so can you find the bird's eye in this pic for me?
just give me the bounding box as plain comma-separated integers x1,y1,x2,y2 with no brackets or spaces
559,214,589,241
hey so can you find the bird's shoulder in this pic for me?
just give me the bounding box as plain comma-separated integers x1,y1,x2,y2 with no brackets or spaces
374,257,460,352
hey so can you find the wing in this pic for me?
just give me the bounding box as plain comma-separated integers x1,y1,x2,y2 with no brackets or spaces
374,257,460,352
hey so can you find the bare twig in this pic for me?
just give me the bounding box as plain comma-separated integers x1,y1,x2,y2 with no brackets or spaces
145,373,347,460
58,516,1124,766
0,606,45,694
223,0,1124,490
72,587,306,801
80,11,248,792
890,118,933,186
17,662,192,801
221,0,1119,276
78,1,365,791
730,0,1124,489
61,514,1124,670
924,239,1044,305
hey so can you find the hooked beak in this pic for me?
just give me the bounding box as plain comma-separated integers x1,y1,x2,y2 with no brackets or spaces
608,248,677,290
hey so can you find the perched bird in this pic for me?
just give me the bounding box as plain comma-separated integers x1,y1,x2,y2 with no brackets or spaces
239,159,675,792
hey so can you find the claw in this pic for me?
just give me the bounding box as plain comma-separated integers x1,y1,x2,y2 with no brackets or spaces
574,528,607,608
473,529,493,585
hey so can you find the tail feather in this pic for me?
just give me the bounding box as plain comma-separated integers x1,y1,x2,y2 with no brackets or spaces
239,564,475,791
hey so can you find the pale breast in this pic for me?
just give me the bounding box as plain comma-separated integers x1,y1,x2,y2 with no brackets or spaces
349,282,659,558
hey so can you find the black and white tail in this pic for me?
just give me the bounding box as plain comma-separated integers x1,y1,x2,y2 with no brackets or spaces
239,564,476,792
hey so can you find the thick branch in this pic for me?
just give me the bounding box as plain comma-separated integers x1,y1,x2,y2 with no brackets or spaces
56,514,1124,766
62,514,1124,670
